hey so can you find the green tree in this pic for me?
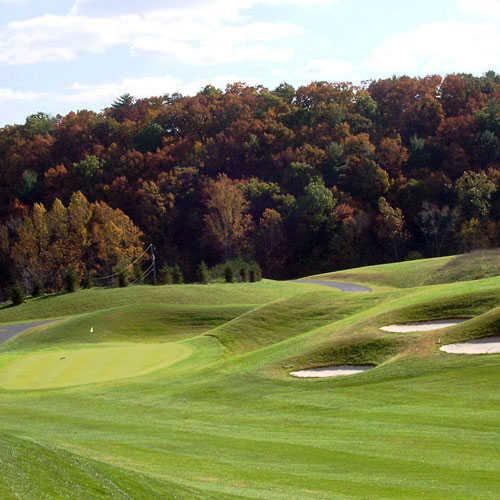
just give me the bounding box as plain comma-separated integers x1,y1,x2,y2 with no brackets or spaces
256,208,286,278
24,112,56,136
224,266,233,283
64,269,79,293
172,265,184,284
160,265,174,285
32,279,44,297
72,155,103,180
134,123,165,153
239,268,247,282
197,261,209,284
22,169,38,196
376,197,407,259
297,179,336,227
10,283,25,305
417,203,458,256
118,270,129,287
456,171,496,219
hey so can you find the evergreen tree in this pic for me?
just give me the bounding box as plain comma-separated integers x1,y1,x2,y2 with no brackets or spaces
198,261,209,284
160,265,173,285
10,283,25,305
32,279,43,297
239,268,247,282
224,266,233,283
172,265,184,284
64,269,79,293
118,270,129,287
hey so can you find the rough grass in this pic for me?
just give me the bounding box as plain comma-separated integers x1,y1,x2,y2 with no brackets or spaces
440,306,500,345
210,290,382,353
0,256,499,498
313,249,500,289
0,280,319,324
2,303,250,351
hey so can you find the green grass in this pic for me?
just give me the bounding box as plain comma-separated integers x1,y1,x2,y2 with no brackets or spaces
0,342,191,390
0,279,318,324
0,254,499,498
3,303,251,350
210,289,382,353
312,249,500,289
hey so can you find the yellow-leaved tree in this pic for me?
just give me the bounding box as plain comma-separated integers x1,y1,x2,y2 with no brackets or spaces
5,192,143,291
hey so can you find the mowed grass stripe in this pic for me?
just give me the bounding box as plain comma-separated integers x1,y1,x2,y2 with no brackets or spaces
0,253,498,498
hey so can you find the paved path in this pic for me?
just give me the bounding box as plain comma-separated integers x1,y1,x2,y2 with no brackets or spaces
0,320,52,345
296,279,372,293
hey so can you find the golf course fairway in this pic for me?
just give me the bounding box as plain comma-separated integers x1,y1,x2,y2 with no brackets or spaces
0,251,499,498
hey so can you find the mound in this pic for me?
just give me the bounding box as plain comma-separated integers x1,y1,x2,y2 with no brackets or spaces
0,280,318,324
3,303,250,351
210,290,380,353
310,249,500,289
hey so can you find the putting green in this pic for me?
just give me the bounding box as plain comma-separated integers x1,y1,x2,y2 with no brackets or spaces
0,342,191,390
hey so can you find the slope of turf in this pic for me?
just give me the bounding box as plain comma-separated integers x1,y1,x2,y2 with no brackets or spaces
0,433,210,499
0,254,498,498
210,289,382,353
0,279,319,324
312,249,500,289
2,303,251,351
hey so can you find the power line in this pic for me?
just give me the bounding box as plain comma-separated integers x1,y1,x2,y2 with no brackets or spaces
128,262,155,285
92,243,153,282
150,244,157,285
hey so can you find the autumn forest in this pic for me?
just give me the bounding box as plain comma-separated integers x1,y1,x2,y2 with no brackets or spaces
0,72,499,297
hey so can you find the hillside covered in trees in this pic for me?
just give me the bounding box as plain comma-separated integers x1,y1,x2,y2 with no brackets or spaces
0,72,499,295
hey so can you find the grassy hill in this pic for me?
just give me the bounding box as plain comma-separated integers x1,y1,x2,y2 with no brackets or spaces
310,249,500,289
0,252,499,498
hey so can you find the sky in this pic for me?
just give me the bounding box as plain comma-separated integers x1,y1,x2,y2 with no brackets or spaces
0,0,499,126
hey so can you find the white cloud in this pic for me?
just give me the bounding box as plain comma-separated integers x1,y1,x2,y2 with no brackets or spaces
0,0,336,65
302,58,355,81
0,87,42,101
65,75,183,102
6,73,257,112
458,0,500,18
64,73,265,103
367,21,500,76
71,0,338,16
0,73,269,126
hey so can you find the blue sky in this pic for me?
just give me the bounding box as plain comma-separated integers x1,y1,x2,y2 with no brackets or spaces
0,0,499,125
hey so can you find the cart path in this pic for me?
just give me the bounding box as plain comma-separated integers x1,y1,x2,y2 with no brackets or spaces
0,320,53,345
295,279,372,292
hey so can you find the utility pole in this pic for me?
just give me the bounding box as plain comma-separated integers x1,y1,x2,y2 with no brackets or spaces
150,244,157,285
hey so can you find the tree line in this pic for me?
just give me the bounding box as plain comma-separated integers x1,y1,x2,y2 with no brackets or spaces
0,72,498,298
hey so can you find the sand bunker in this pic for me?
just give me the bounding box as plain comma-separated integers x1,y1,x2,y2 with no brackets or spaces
380,319,466,333
440,336,500,355
290,365,373,378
